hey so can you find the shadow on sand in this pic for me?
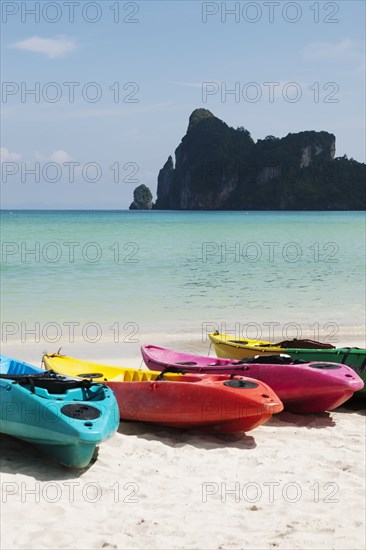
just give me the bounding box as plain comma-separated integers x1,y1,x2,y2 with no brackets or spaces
0,423,257,479
266,396,365,428
264,410,337,429
2,396,363,476
118,421,257,450
335,395,365,415
0,434,96,479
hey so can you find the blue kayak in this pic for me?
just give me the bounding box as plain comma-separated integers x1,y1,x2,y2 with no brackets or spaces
0,355,119,468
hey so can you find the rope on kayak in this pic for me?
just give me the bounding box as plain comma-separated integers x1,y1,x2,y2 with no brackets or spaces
41,350,65,369
45,348,66,358
208,340,213,356
156,366,186,381
228,364,249,371
0,369,56,380
237,354,308,365
341,348,360,365
341,349,366,372
138,357,145,371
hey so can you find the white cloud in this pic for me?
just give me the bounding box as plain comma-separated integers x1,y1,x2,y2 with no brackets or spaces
301,39,361,62
49,150,72,163
10,35,76,59
0,147,21,163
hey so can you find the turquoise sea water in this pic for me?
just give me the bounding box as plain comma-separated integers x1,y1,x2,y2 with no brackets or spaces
1,211,365,360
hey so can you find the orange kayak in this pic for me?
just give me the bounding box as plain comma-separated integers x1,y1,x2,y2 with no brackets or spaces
43,354,283,433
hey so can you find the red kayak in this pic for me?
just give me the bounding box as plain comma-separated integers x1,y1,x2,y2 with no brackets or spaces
108,372,283,433
141,345,364,414
43,354,283,433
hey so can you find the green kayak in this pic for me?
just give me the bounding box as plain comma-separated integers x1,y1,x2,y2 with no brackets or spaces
210,334,366,396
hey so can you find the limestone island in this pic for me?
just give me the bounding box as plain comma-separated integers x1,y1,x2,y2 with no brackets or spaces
131,109,366,210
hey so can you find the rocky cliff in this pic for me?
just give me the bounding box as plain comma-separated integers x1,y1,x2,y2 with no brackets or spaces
154,109,365,210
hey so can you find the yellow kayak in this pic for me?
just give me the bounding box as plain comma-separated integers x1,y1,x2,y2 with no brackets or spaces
209,333,282,360
43,354,182,382
208,334,365,375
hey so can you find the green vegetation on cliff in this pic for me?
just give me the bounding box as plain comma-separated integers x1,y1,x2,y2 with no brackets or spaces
154,109,365,210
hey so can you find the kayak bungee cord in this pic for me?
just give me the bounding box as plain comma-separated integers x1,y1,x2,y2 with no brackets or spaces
155,366,186,381
0,371,97,395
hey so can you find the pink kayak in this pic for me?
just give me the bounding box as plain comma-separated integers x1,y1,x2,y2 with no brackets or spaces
141,345,364,414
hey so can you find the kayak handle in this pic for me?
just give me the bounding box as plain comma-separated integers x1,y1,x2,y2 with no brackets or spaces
156,366,186,381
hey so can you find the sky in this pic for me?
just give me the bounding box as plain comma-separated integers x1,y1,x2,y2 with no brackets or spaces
1,0,365,209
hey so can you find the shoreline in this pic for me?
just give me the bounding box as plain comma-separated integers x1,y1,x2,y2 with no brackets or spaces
2,330,366,368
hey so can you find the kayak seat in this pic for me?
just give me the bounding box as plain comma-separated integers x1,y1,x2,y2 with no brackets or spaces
275,339,335,350
0,371,95,395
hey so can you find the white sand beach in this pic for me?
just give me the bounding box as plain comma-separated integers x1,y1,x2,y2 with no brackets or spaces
1,347,365,550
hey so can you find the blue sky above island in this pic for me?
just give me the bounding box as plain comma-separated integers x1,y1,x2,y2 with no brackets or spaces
1,0,365,209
